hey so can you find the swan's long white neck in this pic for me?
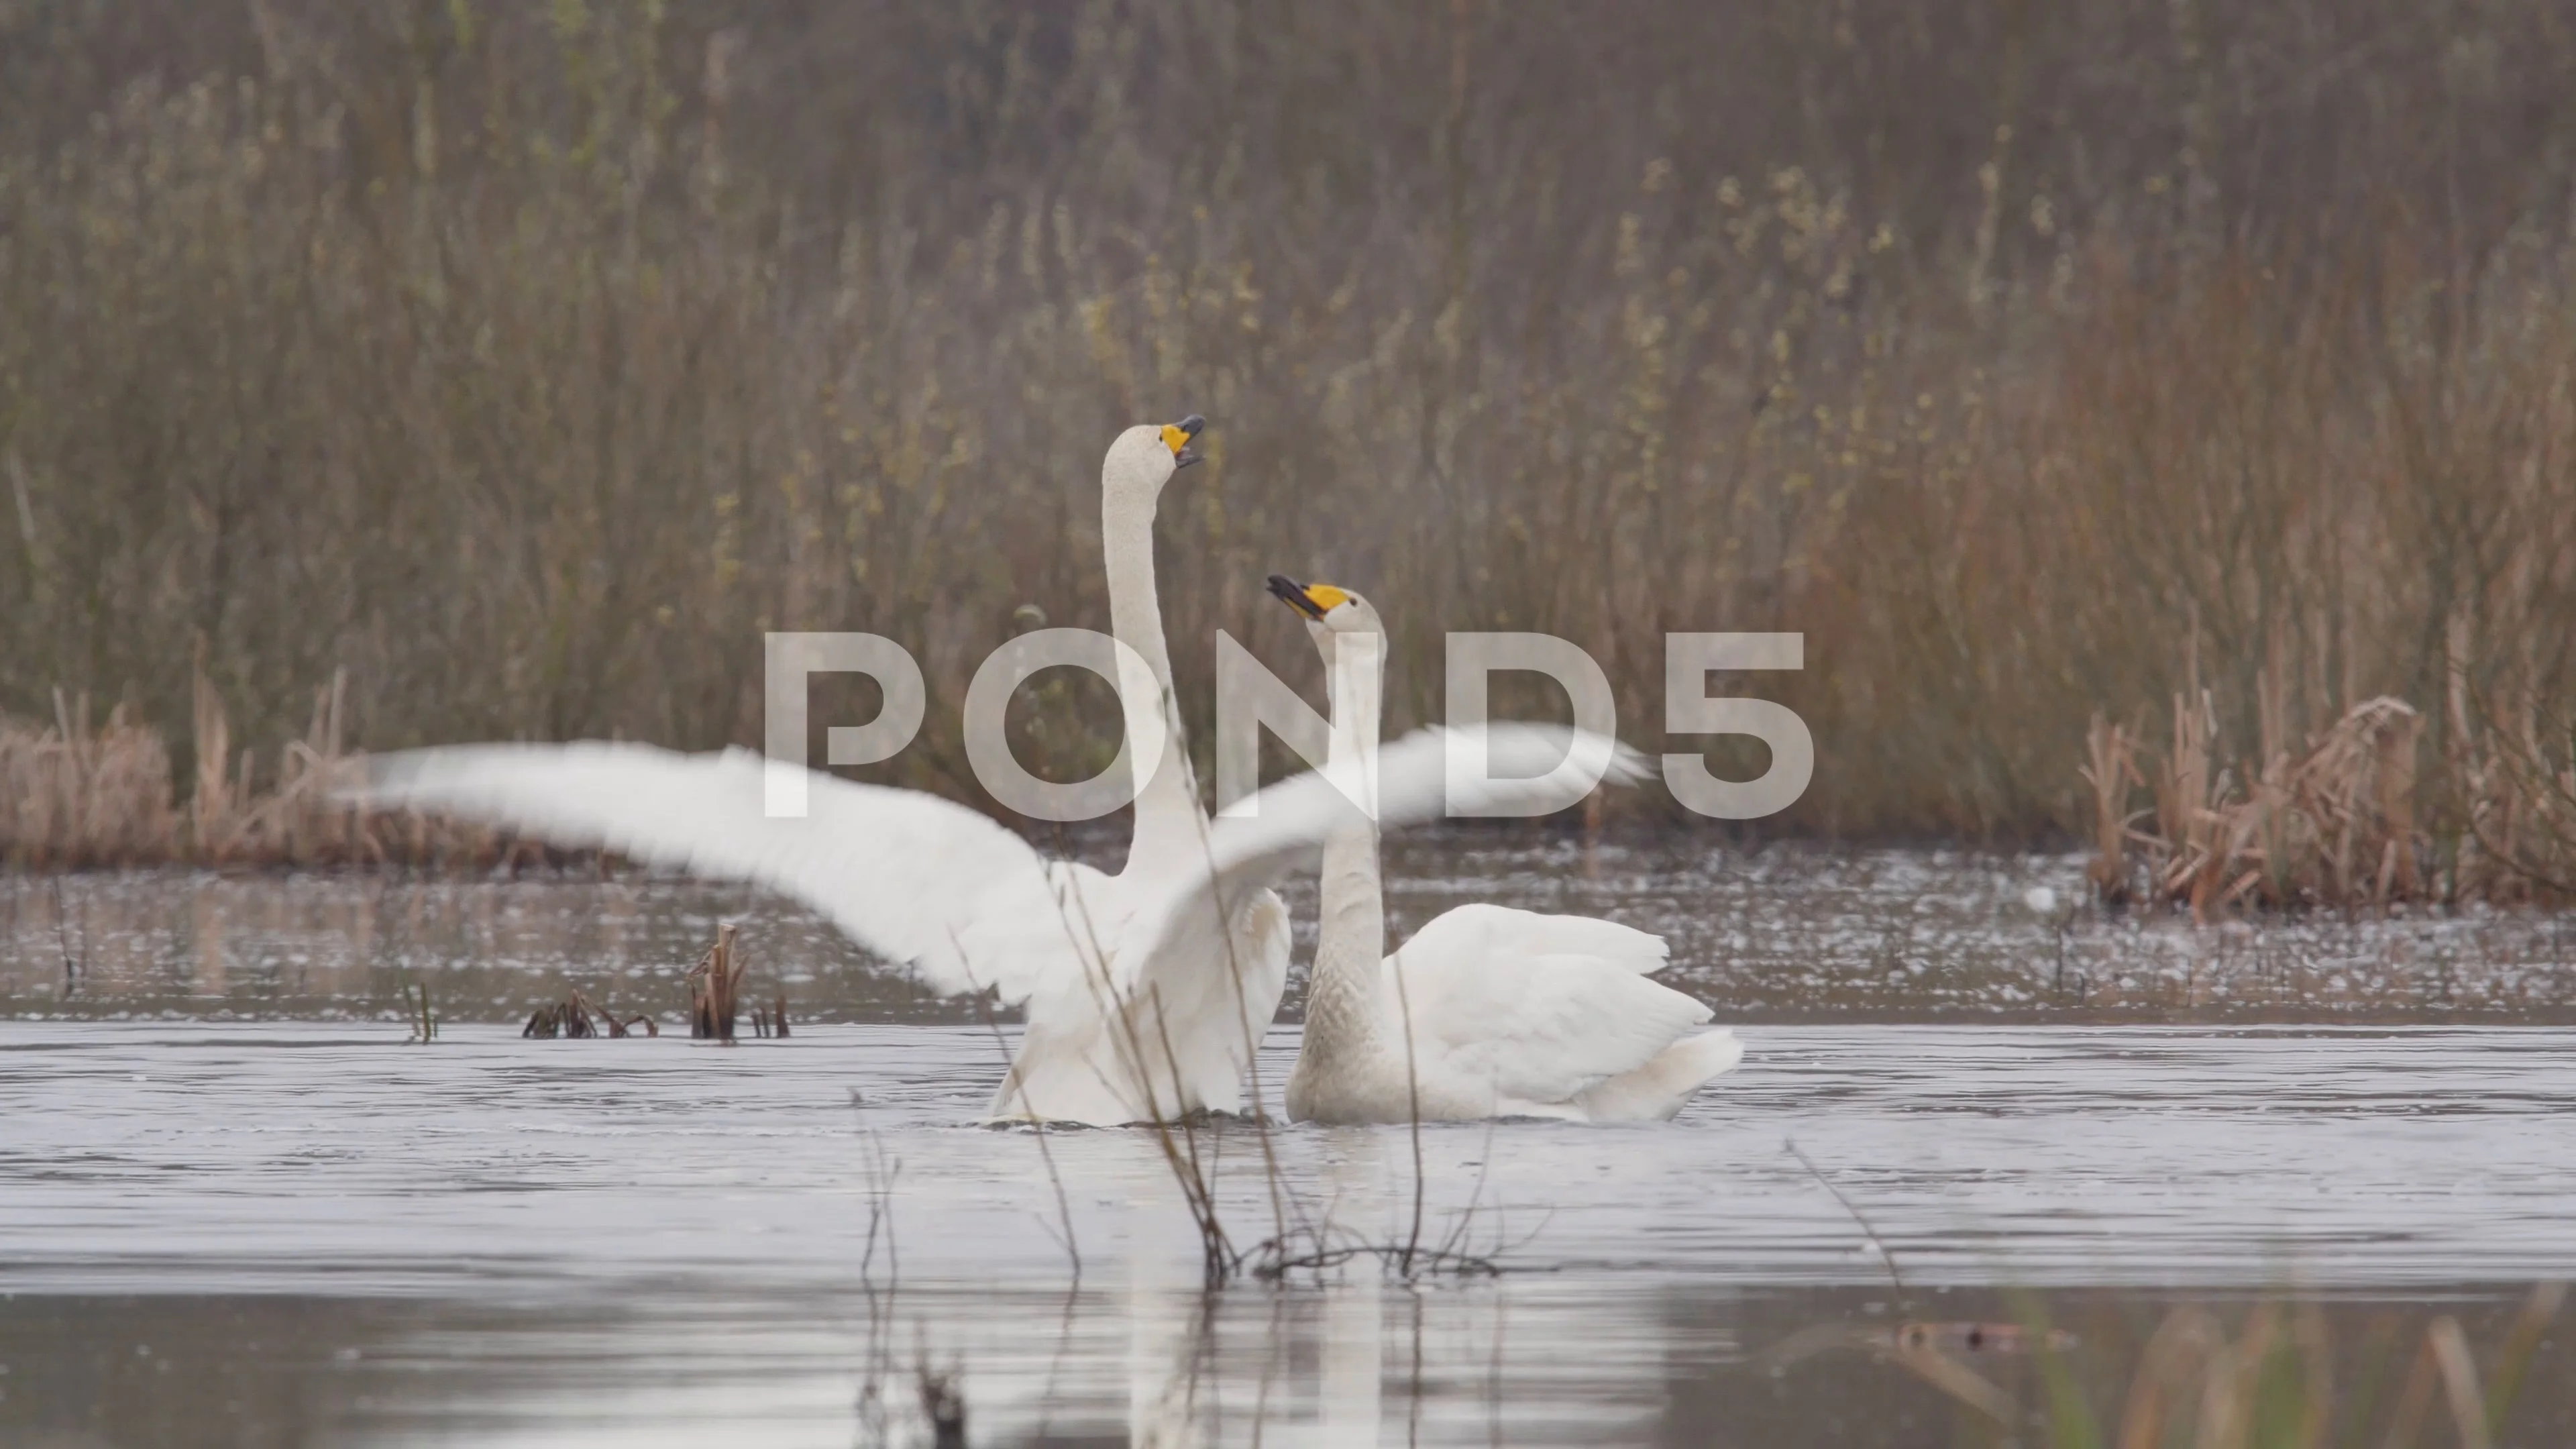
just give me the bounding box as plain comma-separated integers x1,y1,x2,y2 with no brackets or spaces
1299,630,1389,1072
1102,463,1200,878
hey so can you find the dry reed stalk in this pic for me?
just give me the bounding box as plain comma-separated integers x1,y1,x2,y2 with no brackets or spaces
688,923,747,1042
2080,714,2143,902
2150,690,2232,919
190,643,233,857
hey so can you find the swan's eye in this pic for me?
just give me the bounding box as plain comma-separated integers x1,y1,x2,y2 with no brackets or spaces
1305,584,1352,612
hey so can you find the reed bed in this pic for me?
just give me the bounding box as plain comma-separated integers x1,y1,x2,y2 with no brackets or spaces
1,2,2571,862
0,668,566,871
2083,666,2576,910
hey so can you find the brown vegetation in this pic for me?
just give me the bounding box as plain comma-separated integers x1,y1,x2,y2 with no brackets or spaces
688,922,748,1041
1886,1283,2569,1449
2085,661,2576,909
0,660,556,869
1,3,2571,865
522,987,658,1039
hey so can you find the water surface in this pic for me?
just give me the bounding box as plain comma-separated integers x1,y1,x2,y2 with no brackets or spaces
5,843,2573,1445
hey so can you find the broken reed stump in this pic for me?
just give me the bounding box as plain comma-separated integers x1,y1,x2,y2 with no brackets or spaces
686,926,791,1042
523,987,658,1039
690,922,746,1041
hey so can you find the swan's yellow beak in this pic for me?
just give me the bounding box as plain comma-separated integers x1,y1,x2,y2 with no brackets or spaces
1266,575,1348,620
1161,414,1206,470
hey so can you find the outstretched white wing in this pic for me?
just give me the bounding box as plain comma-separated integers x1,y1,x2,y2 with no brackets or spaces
354,743,1117,1004
1185,724,1646,904
1121,724,1649,1008
1388,906,1711,1108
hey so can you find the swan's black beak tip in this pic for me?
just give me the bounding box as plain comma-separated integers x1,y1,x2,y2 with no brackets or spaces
1163,415,1208,469
1267,574,1324,618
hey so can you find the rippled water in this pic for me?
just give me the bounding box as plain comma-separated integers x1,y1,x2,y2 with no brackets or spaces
3,843,2573,1444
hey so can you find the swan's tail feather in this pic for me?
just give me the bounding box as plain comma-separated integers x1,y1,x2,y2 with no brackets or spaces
1576,1028,1743,1122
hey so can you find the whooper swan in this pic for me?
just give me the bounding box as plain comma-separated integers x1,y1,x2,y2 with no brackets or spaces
351,421,1629,1125
1266,576,1745,1124
360,419,1263,1124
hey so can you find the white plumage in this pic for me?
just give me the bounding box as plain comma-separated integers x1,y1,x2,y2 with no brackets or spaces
363,419,1277,1125
1266,578,1743,1124
362,724,1626,1125
350,420,1639,1125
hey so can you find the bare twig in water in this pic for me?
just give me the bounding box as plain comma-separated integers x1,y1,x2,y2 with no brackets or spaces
49,875,78,998
523,989,592,1038
915,1360,968,1449
856,1128,901,1300
522,996,589,1038
519,985,656,1039
401,979,437,1043
849,1124,905,1447
1432,1116,1505,1266
1786,1138,1909,1307
1393,953,1428,1277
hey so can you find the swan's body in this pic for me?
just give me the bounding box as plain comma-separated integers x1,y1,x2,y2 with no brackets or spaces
991,418,1292,1123
1268,578,1743,1124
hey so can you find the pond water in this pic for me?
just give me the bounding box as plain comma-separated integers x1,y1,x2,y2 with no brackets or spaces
3,840,2573,1445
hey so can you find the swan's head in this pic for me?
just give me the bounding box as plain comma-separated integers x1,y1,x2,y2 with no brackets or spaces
1267,575,1383,654
1102,415,1205,500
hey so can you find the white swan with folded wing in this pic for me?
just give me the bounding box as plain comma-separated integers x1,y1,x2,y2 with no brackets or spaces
1266,576,1743,1124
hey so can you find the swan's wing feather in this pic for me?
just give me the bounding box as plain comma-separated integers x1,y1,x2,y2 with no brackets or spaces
1191,725,1648,894
1109,725,1645,1071
1125,725,1645,971
1389,906,1711,1105
1393,902,1669,977
356,743,1113,1002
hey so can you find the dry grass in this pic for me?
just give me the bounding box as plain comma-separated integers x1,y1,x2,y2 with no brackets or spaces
0,696,178,868
1880,1283,2570,1449
2086,668,2576,909
1,3,2572,852
0,665,544,869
